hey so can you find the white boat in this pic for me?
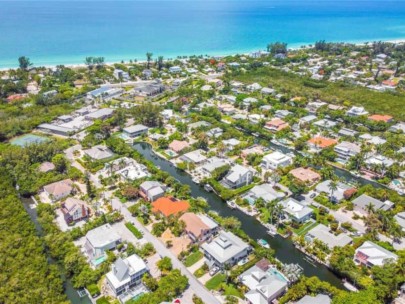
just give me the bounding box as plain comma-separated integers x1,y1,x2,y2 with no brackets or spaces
204,184,214,192
258,239,270,249
267,227,277,236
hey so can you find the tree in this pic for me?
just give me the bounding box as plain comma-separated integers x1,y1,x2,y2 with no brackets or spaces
146,52,153,69
328,180,338,201
221,216,241,230
157,56,164,71
267,42,288,55
18,56,33,70
157,256,173,274
52,154,68,173
142,273,158,291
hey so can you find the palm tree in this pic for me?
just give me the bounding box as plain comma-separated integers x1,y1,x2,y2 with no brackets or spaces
146,52,153,69
328,180,338,202
365,202,375,215
157,56,164,71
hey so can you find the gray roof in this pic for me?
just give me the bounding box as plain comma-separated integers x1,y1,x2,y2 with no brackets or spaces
189,121,211,129
201,157,228,173
201,231,250,264
394,212,405,230
244,184,285,203
84,145,114,160
113,258,129,281
38,123,74,134
306,224,352,249
85,108,114,120
123,124,148,134
296,294,331,304
279,198,313,221
225,164,254,183
86,224,121,249
353,194,394,212
315,180,352,202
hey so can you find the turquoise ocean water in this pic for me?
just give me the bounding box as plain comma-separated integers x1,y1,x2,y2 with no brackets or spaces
1,0,405,68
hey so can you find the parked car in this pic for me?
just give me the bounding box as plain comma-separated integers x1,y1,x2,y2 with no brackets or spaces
209,266,219,276
310,193,316,198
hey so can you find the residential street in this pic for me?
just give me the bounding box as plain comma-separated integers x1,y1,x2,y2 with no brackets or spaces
111,199,221,304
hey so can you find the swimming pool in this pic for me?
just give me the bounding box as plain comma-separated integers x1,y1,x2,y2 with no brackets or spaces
268,267,289,283
92,255,107,266
10,134,49,147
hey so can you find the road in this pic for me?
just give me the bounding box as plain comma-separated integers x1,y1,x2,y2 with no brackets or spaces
111,199,221,304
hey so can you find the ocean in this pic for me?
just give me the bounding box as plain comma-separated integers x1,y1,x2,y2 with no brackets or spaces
1,0,405,68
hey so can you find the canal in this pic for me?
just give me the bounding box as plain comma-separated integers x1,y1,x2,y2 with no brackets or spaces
133,142,346,289
22,198,92,304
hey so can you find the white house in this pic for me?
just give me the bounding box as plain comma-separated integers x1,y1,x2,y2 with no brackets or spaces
261,151,293,170
354,241,398,267
346,106,369,117
123,124,149,138
222,164,256,189
334,141,361,164
279,198,313,223
139,181,166,202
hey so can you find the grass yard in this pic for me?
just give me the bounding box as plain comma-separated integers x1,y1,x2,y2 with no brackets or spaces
125,222,143,239
224,284,243,298
205,274,226,290
293,220,319,236
96,297,110,304
184,251,203,267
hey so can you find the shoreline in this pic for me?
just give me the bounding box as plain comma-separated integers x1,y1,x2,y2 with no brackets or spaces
1,38,405,71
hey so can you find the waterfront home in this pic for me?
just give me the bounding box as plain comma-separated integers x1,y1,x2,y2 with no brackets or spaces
61,197,90,224
364,154,394,169
279,198,313,223
246,83,262,92
261,87,276,95
168,140,190,154
151,197,190,217
274,110,292,119
394,212,405,232
85,108,115,120
264,118,289,132
289,167,321,185
296,294,331,304
305,224,352,250
123,124,148,138
139,181,166,202
239,260,288,304
221,164,256,189
352,194,394,215
368,114,393,123
315,180,356,203
307,136,337,152
242,145,266,158
84,224,121,264
242,183,286,204
188,121,212,130
43,179,73,202
201,231,252,269
179,212,219,243
334,141,361,164
354,241,398,267
243,97,258,107
84,145,114,161
261,151,293,170
169,66,182,73
199,157,229,176
346,106,369,117
106,254,148,297
179,149,206,165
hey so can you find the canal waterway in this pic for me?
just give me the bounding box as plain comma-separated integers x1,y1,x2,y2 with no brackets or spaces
133,142,346,289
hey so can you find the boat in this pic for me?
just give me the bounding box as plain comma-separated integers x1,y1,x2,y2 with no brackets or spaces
257,239,270,249
204,184,214,192
267,227,277,236
304,256,317,266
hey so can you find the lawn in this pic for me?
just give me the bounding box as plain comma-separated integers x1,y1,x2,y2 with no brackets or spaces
293,221,319,236
96,296,110,304
125,222,143,239
184,251,203,267
194,264,208,278
224,284,243,298
205,274,226,290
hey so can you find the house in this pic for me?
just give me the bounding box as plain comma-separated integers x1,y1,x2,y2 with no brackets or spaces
313,119,337,129
179,212,219,243
394,212,405,232
142,69,153,79
200,157,229,176
84,145,114,161
139,181,166,202
354,241,398,267
133,82,165,97
368,114,393,123
123,124,148,138
315,180,356,203
222,138,241,151
87,88,123,101
207,127,223,138
43,179,73,202
169,66,182,73
239,260,288,304
274,110,291,119
85,108,114,121
346,106,369,117
222,164,256,189
305,224,352,250
180,149,207,164
279,198,313,223
390,122,405,133
261,87,276,95
299,115,318,125
364,154,394,169
113,69,130,81
39,161,55,173
265,118,289,132
352,194,394,215
106,255,148,296
201,231,252,269
289,167,321,185
38,123,75,137
261,151,293,170
61,197,90,224
188,121,211,130
243,97,258,107
246,83,262,92
338,128,358,137
334,141,361,163
151,197,190,217
308,136,337,152
296,294,331,304
84,224,121,262
169,140,190,153
242,184,286,204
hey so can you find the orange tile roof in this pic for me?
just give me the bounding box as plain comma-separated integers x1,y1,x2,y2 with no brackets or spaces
265,118,289,131
368,114,393,122
290,167,321,183
308,136,337,149
179,212,209,239
169,140,190,153
152,197,190,217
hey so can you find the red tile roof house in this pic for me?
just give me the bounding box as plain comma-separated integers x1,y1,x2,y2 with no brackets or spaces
289,167,321,185
368,114,393,123
151,197,190,217
168,140,190,154
179,212,219,243
43,179,73,202
61,197,90,224
264,118,289,132
307,136,338,152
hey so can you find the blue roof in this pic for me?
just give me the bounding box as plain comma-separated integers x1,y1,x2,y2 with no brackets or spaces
89,87,111,97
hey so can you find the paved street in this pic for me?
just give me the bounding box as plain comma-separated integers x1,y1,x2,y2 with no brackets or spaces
111,200,221,304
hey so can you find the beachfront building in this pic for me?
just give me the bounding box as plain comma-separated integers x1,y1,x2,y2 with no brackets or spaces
279,198,313,223
106,255,148,297
201,231,252,269
354,241,398,267
261,151,293,170
84,224,121,266
179,212,219,243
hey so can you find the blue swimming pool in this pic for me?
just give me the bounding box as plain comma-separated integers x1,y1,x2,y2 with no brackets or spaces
268,267,289,283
